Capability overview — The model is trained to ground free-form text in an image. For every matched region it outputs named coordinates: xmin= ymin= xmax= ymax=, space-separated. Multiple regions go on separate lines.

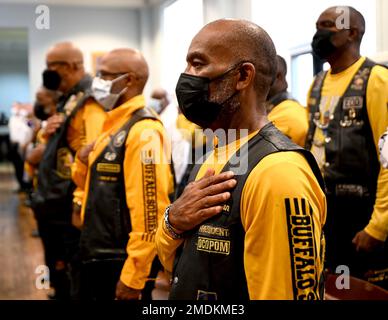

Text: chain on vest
xmin=79 ymin=108 xmax=158 ymax=262
xmin=305 ymin=58 xmax=383 ymax=198
xmin=169 ymin=123 xmax=325 ymax=300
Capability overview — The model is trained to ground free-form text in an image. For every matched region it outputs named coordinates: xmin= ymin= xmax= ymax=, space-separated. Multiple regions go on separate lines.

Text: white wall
xmin=139 ymin=5 xmax=163 ymax=97
xmin=376 ymin=0 xmax=388 ymax=62
xmin=252 ymin=0 xmax=377 ymax=58
xmin=251 ymin=0 xmax=377 ymax=103
xmin=0 ymin=4 xmax=141 ymax=101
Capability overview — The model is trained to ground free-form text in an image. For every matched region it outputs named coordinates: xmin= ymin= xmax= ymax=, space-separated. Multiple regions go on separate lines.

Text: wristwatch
xmin=163 ymin=205 xmax=184 ymax=240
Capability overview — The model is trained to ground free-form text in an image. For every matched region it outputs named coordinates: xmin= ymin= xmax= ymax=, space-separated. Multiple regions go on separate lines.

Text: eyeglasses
xmin=96 ymin=71 xmax=129 ymax=80
xmin=46 ymin=60 xmax=83 ymax=69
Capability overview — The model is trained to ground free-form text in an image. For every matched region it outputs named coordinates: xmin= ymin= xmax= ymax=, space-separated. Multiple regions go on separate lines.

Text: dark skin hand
xmin=77 ymin=142 xmax=95 ymax=165
xmin=168 ymin=168 xmax=237 ymax=233
xmin=42 ymin=114 xmax=64 ymax=139
xmin=352 ymin=230 xmax=384 ymax=252
xmin=71 ymin=203 xmax=82 ymax=230
xmin=115 ymin=280 xmax=142 ymax=300
xmin=25 ymin=143 xmax=46 ymax=166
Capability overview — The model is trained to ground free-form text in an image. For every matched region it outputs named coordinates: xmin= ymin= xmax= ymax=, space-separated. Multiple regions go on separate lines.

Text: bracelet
xmin=164 ymin=205 xmax=183 ymax=240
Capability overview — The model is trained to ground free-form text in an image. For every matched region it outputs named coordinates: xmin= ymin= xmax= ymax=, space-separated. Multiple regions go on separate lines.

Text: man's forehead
xmin=317 ymin=8 xmax=342 ymax=23
xmin=46 ymin=49 xmax=64 ymax=61
xmin=187 ymin=28 xmax=232 ymax=62
xmin=99 ymin=54 xmax=127 ymax=72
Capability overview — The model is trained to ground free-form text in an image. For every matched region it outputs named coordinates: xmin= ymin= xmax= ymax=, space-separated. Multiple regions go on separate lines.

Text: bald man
xmin=149 ymin=88 xmax=170 ymax=115
xmin=72 ymin=48 xmax=174 ymax=300
xmin=155 ymin=19 xmax=326 ymax=300
xmin=33 ymin=42 xmax=95 ymax=299
xmin=266 ymin=55 xmax=308 ymax=146
xmin=306 ymin=6 xmax=388 ymax=288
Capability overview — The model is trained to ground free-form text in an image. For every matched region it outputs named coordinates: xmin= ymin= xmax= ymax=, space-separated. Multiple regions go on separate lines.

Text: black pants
xmin=8 ymin=142 xmax=28 ymax=190
xmin=35 ymin=212 xmax=81 ymax=299
xmin=80 ymin=257 xmax=161 ymax=300
xmin=325 ymin=194 xmax=388 ymax=289
xmin=80 ymin=260 xmax=125 ymax=300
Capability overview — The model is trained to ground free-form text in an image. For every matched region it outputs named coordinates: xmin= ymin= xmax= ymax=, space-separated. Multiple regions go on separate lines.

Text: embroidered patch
xmin=96 ymin=163 xmax=121 ymax=173
xmin=142 ymin=158 xmax=158 ymax=233
xmin=104 ymin=151 xmax=117 ymax=161
xmin=198 ymin=225 xmax=230 ymax=237
xmin=285 ymin=198 xmax=320 ymax=300
xmin=56 ymin=147 xmax=73 ymax=179
xmin=114 ymin=130 xmax=127 ymax=147
xmin=343 ymin=96 xmax=363 ymax=110
xmin=197 ymin=236 xmax=230 ymax=255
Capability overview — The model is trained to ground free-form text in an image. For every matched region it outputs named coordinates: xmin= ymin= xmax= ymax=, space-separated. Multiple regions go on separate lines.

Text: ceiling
xmin=0 ymin=0 xmax=167 ymax=8
xmin=0 ymin=0 xmax=170 ymax=64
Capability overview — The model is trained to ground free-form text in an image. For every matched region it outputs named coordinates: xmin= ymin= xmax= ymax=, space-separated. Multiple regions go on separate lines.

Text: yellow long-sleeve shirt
xmin=68 ymin=98 xmax=107 ymax=204
xmin=268 ymin=99 xmax=308 ymax=147
xmin=155 ymin=129 xmax=326 ymax=299
xmin=308 ymin=56 xmax=388 ymax=241
xmin=67 ymin=98 xmax=106 ymax=152
xmin=72 ymin=95 xmax=174 ymax=290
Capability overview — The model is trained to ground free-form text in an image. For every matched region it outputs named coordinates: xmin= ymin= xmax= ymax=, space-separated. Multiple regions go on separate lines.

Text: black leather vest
xmin=80 ymin=108 xmax=158 ymax=262
xmin=34 ymin=77 xmax=91 ymax=219
xmin=169 ymin=123 xmax=325 ymax=300
xmin=305 ymin=59 xmax=384 ymax=197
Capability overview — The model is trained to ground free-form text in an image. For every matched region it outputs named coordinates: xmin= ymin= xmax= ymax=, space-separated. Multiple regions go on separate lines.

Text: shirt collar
xmin=103 ymin=94 xmax=145 ymax=130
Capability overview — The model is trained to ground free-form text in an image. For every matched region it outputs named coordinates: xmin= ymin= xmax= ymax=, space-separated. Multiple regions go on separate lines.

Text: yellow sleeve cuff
xmin=364 ymin=222 xmax=388 ymax=242
xmin=155 ymin=219 xmax=184 ymax=273
xmin=119 ymin=257 xmax=149 ymax=290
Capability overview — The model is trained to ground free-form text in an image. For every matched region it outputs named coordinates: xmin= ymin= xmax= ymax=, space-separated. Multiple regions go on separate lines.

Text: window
xmin=251 ymin=0 xmax=377 ymax=104
xmin=161 ymin=0 xmax=204 ymax=93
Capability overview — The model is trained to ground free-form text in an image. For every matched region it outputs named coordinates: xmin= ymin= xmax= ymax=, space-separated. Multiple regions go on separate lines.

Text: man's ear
xmin=236 ymin=63 xmax=255 ymax=90
xmin=126 ymin=72 xmax=136 ymax=86
xmin=348 ymin=28 xmax=359 ymax=43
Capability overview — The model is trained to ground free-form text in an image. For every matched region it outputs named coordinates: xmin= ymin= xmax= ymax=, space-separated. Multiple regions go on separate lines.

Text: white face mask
xmin=91 ymin=73 xmax=128 ymax=111
xmin=148 ymin=98 xmax=163 ymax=114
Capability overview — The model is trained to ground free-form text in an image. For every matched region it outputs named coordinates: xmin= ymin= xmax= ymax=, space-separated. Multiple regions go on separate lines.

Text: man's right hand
xmin=168 ymin=168 xmax=237 ymax=232
xmin=42 ymin=114 xmax=65 ymax=139
xmin=77 ymin=142 xmax=95 ymax=165
xmin=71 ymin=203 xmax=83 ymax=230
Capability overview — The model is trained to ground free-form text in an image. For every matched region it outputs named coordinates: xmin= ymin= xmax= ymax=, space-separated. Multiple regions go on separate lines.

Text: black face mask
xmin=42 ymin=69 xmax=61 ymax=91
xmin=175 ymin=64 xmax=241 ymax=128
xmin=311 ymin=29 xmax=338 ymax=60
xmin=33 ymin=102 xmax=52 ymax=121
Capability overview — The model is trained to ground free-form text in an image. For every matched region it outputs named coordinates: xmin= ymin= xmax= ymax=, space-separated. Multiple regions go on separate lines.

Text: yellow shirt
xmin=68 ymin=98 xmax=107 ymax=205
xmin=155 ymin=128 xmax=326 ymax=299
xmin=176 ymin=113 xmax=205 ymax=148
xmin=308 ymin=57 xmax=388 ymax=241
xmin=67 ymin=98 xmax=107 ymax=153
xmin=72 ymin=95 xmax=174 ymax=289
xmin=268 ymin=99 xmax=308 ymax=147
